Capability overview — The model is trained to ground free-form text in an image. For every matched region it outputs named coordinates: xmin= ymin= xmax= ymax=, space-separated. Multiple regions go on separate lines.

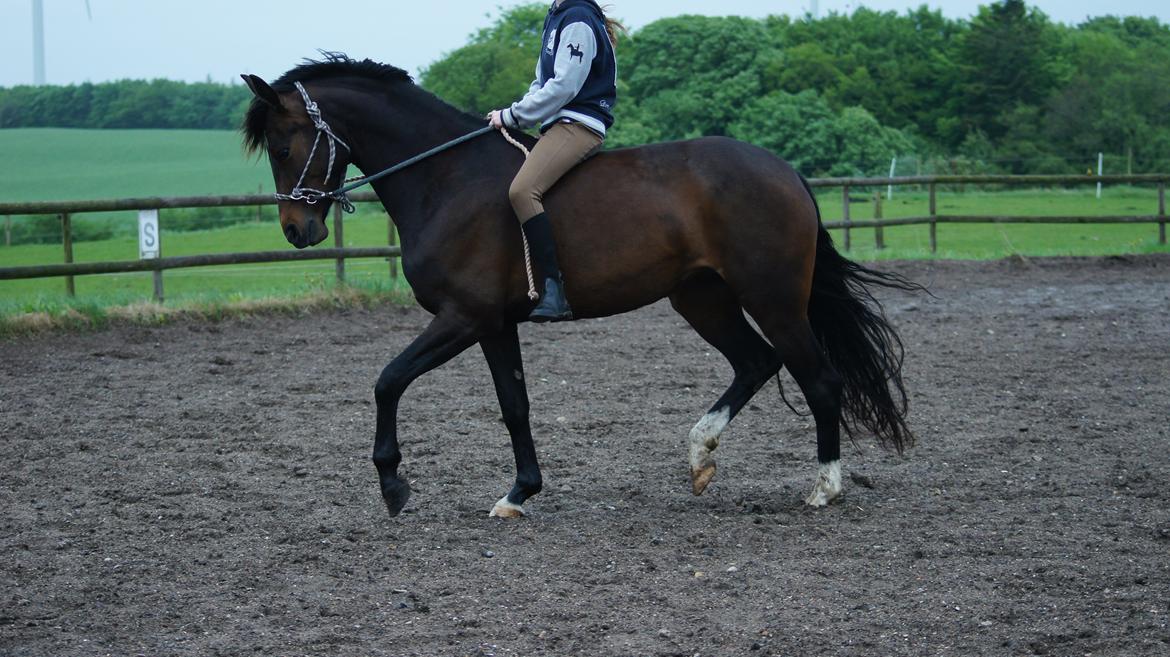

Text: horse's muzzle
xmin=283 ymin=216 xmax=328 ymax=249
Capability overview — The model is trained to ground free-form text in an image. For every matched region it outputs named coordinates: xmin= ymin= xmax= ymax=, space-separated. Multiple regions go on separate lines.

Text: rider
xmin=488 ymin=0 xmax=622 ymax=322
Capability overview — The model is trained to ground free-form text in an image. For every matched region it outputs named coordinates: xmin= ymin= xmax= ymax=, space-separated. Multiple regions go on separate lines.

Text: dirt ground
xmin=2 ymin=255 xmax=1169 ymax=657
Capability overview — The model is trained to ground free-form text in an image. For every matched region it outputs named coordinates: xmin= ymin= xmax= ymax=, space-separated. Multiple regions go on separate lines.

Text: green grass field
xmin=1 ymin=128 xmax=1167 ymax=323
xmin=0 ymin=128 xmax=408 ymax=318
xmin=0 ymin=128 xmax=271 ymax=201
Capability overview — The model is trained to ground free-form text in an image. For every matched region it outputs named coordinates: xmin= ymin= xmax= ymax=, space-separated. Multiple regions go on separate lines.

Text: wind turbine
xmin=32 ymin=0 xmax=92 ymax=86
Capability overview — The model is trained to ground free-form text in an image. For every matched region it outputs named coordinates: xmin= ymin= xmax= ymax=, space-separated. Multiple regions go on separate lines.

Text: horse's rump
xmin=542 ymin=136 xmax=820 ymax=319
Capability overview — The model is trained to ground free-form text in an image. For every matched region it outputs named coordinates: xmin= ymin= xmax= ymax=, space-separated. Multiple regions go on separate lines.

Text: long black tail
xmin=799 ymin=174 xmax=923 ymax=453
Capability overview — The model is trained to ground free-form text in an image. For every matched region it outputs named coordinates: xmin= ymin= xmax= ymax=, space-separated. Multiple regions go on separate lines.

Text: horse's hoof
xmin=381 ymin=479 xmax=412 ymax=517
xmin=804 ymin=461 xmax=842 ymax=507
xmin=691 ymin=459 xmax=717 ymax=496
xmin=489 ymin=496 xmax=526 ymax=519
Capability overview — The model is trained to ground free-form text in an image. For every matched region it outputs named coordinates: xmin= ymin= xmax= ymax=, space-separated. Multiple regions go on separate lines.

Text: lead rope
xmin=494 ymin=127 xmax=540 ymax=302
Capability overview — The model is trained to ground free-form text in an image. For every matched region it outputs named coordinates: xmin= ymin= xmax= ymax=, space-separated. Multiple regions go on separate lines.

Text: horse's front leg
xmin=480 ymin=322 xmax=542 ymax=518
xmin=374 ymin=312 xmax=481 ymax=517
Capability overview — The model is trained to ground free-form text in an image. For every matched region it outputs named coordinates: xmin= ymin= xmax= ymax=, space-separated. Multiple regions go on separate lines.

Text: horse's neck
xmin=336 ymin=89 xmax=515 ymax=242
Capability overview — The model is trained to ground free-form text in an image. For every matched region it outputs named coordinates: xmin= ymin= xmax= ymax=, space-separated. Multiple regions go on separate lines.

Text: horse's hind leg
xmin=744 ymin=301 xmax=845 ymax=506
xmin=669 ymin=272 xmax=781 ymax=496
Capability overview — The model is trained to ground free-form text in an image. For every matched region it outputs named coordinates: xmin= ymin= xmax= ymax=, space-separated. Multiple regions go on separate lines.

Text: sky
xmin=2 ymin=0 xmax=1169 ymax=88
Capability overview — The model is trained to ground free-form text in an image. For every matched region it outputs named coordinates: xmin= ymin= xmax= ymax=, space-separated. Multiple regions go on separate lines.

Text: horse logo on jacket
xmin=567 ymin=43 xmax=585 ymax=63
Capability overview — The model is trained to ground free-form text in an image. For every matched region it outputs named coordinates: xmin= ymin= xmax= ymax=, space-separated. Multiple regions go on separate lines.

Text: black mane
xmin=242 ymin=53 xmax=414 ymax=154
xmin=273 ymin=53 xmax=414 ymax=89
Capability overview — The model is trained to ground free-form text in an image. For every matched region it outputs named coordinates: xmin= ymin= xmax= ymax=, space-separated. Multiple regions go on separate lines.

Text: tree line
xmin=3 ymin=1 xmax=1169 ymax=176
xmin=422 ymin=1 xmax=1170 ymax=176
xmin=0 ymin=79 xmax=250 ymax=130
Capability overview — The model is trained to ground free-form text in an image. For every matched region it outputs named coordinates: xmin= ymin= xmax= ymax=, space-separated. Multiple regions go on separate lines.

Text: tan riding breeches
xmin=508 ymin=120 xmax=604 ymax=223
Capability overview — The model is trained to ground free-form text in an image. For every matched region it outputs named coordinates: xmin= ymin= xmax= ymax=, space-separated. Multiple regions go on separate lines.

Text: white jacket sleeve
xmin=523 ymin=59 xmax=541 ymax=98
xmin=505 ymin=22 xmax=597 ymax=129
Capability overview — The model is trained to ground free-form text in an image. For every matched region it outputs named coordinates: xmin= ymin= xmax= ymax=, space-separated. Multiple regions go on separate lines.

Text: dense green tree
xmin=833 ymin=107 xmax=917 ymax=176
xmin=728 ymin=91 xmax=914 ymax=176
xmin=418 ymin=3 xmax=548 ymax=115
xmin=727 ymin=90 xmax=835 ymax=173
xmin=951 ymin=0 xmax=1065 ymax=144
xmin=768 ymin=42 xmax=845 ymax=99
xmin=0 ymin=79 xmax=250 ymax=129
xmin=1046 ymin=24 xmax=1170 ymax=172
xmin=765 ymin=7 xmax=965 ymax=143
xmin=613 ymin=16 xmax=771 ymax=144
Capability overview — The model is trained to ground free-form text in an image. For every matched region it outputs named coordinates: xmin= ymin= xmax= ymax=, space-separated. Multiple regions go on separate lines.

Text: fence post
xmin=1159 ymin=183 xmax=1166 ymax=246
xmin=1097 ymin=152 xmax=1104 ymax=200
xmin=138 ymin=209 xmax=163 ymax=302
xmin=873 ymin=192 xmax=885 ymax=250
xmin=61 ymin=213 xmax=75 ymax=297
xmin=841 ymin=185 xmax=851 ymax=251
xmin=333 ymin=203 xmax=345 ymax=284
xmin=388 ymin=217 xmax=399 ymax=281
xmin=152 ymin=266 xmax=165 ymax=303
xmin=929 ymin=182 xmax=938 ymax=254
xmin=4 ymin=216 xmax=10 ymax=247
xmin=887 ymin=157 xmax=897 ymax=201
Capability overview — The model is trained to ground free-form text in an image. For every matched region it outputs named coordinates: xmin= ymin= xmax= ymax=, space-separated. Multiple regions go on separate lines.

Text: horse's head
xmin=242 ymin=74 xmax=350 ymax=249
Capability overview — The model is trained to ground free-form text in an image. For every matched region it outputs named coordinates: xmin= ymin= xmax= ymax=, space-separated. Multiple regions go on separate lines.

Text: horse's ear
xmin=241 ymin=74 xmax=284 ymax=111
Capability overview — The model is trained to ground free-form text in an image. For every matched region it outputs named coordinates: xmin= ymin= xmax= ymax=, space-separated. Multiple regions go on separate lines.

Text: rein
xmin=333 ymin=125 xmax=496 ymax=209
xmin=277 ymin=84 xmax=539 ymax=300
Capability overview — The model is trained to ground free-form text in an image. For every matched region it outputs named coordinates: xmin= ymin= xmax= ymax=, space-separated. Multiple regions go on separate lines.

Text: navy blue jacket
xmin=505 ymin=0 xmax=617 ymax=135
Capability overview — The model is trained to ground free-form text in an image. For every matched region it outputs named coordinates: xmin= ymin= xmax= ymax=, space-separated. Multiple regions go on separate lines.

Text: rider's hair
xmin=600 ymin=5 xmax=628 ymax=48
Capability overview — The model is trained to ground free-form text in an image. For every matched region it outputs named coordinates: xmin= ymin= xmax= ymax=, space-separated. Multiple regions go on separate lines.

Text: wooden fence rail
xmin=824 ymin=215 xmax=1166 ymax=229
xmin=0 ymin=174 xmax=1167 ymax=301
xmin=0 ymin=191 xmax=379 ymax=215
xmin=804 ymin=173 xmax=1170 ymax=188
xmin=0 ymin=191 xmax=389 ymax=301
xmin=0 ymin=247 xmax=400 ymax=281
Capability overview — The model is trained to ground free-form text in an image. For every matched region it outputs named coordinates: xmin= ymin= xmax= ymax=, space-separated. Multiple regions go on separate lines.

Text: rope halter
xmin=273 ymin=82 xmax=356 ymax=213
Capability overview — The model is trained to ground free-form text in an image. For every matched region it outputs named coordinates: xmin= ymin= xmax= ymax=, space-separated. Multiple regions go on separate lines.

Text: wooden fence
xmin=0 ymin=190 xmax=385 ymax=301
xmin=807 ymin=173 xmax=1169 ymax=252
xmin=1 ymin=175 xmax=1167 ymax=301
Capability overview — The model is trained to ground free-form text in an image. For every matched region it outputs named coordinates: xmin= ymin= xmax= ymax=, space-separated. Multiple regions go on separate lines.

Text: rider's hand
xmin=487 ymin=109 xmax=505 ymax=129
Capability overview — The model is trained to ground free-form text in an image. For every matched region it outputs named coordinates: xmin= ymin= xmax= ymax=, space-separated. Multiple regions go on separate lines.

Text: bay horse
xmin=241 ymin=56 xmax=918 ymax=519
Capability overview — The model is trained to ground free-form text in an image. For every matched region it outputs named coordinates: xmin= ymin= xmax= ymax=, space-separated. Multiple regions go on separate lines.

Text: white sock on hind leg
xmin=805 ymin=460 xmax=842 ymax=507
xmin=688 ymin=407 xmax=730 ymax=471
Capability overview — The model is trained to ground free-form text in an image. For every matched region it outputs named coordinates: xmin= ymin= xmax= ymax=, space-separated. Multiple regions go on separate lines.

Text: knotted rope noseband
xmin=273 ymin=82 xmax=354 ymax=212
xmin=275 ymin=83 xmax=539 ymax=301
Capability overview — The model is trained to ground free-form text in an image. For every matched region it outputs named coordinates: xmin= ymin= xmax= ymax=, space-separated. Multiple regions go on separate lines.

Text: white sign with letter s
xmin=138 ymin=209 xmax=160 ymax=259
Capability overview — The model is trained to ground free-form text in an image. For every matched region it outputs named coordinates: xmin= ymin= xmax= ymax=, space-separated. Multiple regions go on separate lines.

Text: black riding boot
xmin=522 ymin=213 xmax=573 ymax=322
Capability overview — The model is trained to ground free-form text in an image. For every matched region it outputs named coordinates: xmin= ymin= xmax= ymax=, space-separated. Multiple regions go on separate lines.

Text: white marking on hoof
xmin=489 ymin=496 xmax=526 ymax=519
xmin=689 ymin=407 xmax=730 ymax=495
xmin=805 ymin=461 xmax=843 ymax=507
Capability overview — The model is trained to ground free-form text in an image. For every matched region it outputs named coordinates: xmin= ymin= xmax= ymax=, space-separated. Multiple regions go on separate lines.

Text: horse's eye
xmin=275 ymin=147 xmax=291 ymax=161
